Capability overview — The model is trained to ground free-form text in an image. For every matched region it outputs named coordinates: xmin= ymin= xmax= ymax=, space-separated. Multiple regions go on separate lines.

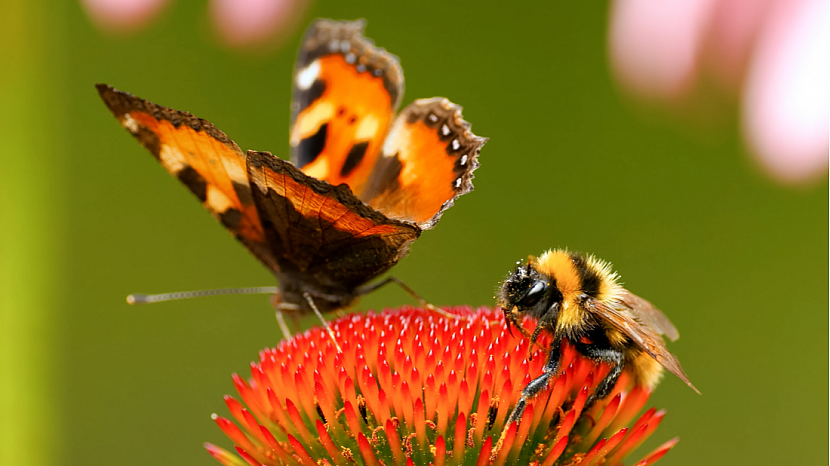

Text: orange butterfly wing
xmin=98 ymin=19 xmax=486 ymax=313
xmin=246 ymin=150 xmax=420 ymax=311
xmin=290 ymin=19 xmax=403 ymax=193
xmin=361 ymin=98 xmax=486 ymax=229
xmin=96 ymin=84 xmax=278 ymax=272
xmin=289 ymin=21 xmax=486 ymax=230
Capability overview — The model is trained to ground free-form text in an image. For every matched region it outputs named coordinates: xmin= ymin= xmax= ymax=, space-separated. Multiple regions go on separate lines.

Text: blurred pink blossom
xmin=82 ymin=0 xmax=169 ymax=33
xmin=609 ymin=0 xmax=828 ymax=185
xmin=209 ymin=0 xmax=298 ymax=48
xmin=82 ymin=0 xmax=308 ymax=49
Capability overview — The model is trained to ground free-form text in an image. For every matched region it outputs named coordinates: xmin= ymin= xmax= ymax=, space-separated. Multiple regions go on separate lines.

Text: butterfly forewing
xmin=290 ymin=19 xmax=404 ymax=193
xmin=96 ymin=84 xmax=278 ymax=272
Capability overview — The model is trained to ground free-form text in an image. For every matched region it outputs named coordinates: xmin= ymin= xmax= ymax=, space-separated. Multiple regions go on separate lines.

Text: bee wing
xmin=591 ymin=299 xmax=701 ymax=394
xmin=619 ymin=290 xmax=680 ymax=341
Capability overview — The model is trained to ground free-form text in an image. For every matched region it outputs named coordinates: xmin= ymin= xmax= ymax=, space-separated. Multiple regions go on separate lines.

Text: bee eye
xmin=517 ymin=281 xmax=547 ymax=307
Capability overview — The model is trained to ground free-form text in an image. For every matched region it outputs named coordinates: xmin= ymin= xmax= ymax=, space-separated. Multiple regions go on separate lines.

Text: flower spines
xmin=208 ymin=307 xmax=677 ymax=465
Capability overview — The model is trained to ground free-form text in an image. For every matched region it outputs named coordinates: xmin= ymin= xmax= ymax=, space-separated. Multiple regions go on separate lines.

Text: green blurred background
xmin=1 ymin=1 xmax=827 ymax=465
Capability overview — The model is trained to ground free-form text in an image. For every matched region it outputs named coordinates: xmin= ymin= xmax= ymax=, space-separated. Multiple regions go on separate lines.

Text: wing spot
xmin=428 ymin=113 xmax=438 ymax=123
xmin=296 ymin=123 xmax=328 ymax=168
xmin=339 ymin=40 xmax=351 ymax=53
xmin=232 ymin=181 xmax=254 ymax=206
xmin=460 ymin=154 xmax=468 ymax=166
xmin=296 ymin=59 xmax=321 ymax=90
xmin=123 ymin=114 xmax=139 ymax=133
xmin=176 ymin=166 xmax=208 ymax=203
xmin=455 ymin=178 xmax=462 ymax=188
xmin=340 ymin=141 xmax=369 ymax=178
xmin=219 ymin=208 xmax=242 ymax=230
xmin=345 ymin=53 xmax=356 ymax=64
xmin=452 ymin=139 xmax=460 ymax=151
xmin=442 ymin=124 xmax=451 ymax=136
xmin=373 ymin=69 xmax=382 ymax=77
xmin=299 ymin=79 xmax=326 ymax=108
xmin=348 ymin=115 xmax=357 ymax=125
xmin=356 ymin=64 xmax=366 ymax=73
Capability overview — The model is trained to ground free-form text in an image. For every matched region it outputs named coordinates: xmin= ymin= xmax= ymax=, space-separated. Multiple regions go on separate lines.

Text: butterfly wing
xmin=96 ymin=84 xmax=279 ymax=272
xmin=290 ymin=19 xmax=403 ymax=194
xmin=246 ymin=150 xmax=420 ymax=301
xmin=290 ymin=20 xmax=486 ymax=230
xmin=360 ymin=98 xmax=487 ymax=229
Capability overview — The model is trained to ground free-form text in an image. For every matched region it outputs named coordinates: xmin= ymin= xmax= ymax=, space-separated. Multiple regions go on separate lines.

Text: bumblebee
xmin=498 ymin=249 xmax=699 ymax=424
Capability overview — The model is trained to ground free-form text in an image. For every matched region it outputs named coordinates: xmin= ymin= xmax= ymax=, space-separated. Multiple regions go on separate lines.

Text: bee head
xmin=498 ymin=261 xmax=561 ymax=326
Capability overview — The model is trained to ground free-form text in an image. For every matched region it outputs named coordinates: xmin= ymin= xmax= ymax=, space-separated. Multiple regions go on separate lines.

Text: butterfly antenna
xmin=126 ymin=287 xmax=280 ymax=305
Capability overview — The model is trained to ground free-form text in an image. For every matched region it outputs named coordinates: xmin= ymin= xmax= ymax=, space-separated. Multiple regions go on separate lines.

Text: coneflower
xmin=206 ymin=306 xmax=678 ymax=465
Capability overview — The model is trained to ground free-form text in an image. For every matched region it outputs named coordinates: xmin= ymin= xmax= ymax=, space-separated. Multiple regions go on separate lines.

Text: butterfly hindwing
xmin=245 ymin=150 xmax=419 ymax=308
xmin=360 ymin=98 xmax=487 ymax=229
xmin=290 ymin=19 xmax=404 ymax=193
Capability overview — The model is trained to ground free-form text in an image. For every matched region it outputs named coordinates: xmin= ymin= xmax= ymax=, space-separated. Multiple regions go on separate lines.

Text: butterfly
xmin=97 ymin=19 xmax=486 ymax=328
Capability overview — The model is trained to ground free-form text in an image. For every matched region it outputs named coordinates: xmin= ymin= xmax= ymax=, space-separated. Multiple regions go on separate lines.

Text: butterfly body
xmin=98 ymin=19 xmax=486 ymax=315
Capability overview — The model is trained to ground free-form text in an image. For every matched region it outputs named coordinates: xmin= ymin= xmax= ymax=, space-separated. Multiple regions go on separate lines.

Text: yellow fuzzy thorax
xmin=534 ymin=249 xmax=624 ymax=333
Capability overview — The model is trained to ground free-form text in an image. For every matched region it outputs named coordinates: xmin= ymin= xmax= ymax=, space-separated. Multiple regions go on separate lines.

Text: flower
xmin=205 ymin=306 xmax=679 ymax=465
xmin=205 ymin=307 xmax=677 ymax=466
xmin=81 ymin=0 xmax=169 ymax=33
xmin=609 ymin=0 xmax=828 ymax=185
xmin=81 ymin=0 xmax=309 ymax=49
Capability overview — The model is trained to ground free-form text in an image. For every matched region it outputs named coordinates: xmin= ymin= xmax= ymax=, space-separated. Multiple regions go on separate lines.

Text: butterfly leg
xmin=274 ymin=309 xmax=292 ymax=340
xmin=355 ymin=276 xmax=467 ymax=321
xmin=272 ymin=293 xmax=302 ymax=340
xmin=302 ymin=292 xmax=343 ymax=353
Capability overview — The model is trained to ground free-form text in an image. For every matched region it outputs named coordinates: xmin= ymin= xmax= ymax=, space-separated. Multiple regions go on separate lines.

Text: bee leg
xmin=507 ymin=338 xmax=562 ymax=425
xmin=526 ymin=306 xmax=558 ymax=360
xmin=574 ymin=341 xmax=624 ymax=410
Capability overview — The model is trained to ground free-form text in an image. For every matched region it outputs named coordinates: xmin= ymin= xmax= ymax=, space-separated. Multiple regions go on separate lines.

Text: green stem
xmin=0 ymin=1 xmax=65 ymax=465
